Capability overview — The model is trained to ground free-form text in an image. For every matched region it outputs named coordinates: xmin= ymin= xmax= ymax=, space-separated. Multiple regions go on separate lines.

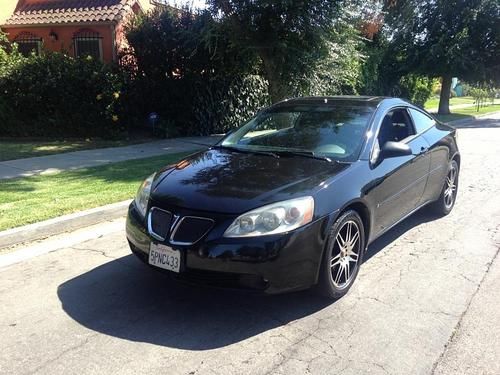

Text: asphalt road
xmin=1 ymin=114 xmax=499 ymax=375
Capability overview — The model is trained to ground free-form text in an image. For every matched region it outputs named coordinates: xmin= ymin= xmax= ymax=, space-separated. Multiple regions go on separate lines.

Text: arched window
xmin=73 ymin=29 xmax=102 ymax=61
xmin=14 ymin=32 xmax=42 ymax=57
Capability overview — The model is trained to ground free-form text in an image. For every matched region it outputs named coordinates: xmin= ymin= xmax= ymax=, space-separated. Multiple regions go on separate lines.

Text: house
xmin=0 ymin=0 xmax=155 ymax=63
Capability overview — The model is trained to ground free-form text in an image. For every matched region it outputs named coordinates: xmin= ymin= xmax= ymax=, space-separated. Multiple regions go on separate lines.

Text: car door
xmin=408 ymin=108 xmax=450 ymax=204
xmin=366 ymin=107 xmax=431 ymax=236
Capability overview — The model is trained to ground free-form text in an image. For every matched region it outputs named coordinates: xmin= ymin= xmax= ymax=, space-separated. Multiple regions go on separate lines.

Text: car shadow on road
xmin=57 ymin=207 xmax=440 ymax=350
xmin=57 ymin=255 xmax=332 ymax=350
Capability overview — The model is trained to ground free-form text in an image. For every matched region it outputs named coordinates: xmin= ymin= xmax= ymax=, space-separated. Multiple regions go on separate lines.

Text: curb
xmin=0 ymin=200 xmax=131 ymax=250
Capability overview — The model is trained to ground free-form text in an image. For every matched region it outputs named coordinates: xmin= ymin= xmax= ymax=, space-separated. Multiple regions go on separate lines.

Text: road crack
xmin=69 ymin=246 xmax=117 ymax=260
xmin=28 ymin=332 xmax=99 ymax=374
xmin=430 ymin=225 xmax=500 ymax=374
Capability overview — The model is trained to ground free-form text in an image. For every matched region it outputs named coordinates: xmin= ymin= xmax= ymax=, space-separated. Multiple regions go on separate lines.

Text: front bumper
xmin=126 ymin=203 xmax=331 ymax=294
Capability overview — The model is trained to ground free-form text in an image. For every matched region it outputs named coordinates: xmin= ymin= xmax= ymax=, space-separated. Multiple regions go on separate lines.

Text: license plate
xmin=149 ymin=243 xmax=181 ymax=273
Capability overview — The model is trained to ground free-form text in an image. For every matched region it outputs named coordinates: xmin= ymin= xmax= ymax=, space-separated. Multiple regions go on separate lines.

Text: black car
xmin=126 ymin=96 xmax=460 ymax=298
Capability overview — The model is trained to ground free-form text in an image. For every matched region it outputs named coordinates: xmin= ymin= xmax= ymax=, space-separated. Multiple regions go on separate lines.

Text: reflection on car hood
xmin=151 ymin=149 xmax=349 ymax=214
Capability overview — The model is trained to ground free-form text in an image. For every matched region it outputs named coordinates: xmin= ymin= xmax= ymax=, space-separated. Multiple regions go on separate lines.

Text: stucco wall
xmin=2 ymin=24 xmax=116 ymax=62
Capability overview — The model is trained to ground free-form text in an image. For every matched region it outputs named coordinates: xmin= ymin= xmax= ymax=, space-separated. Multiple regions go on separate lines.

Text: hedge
xmin=0 ymin=42 xmax=125 ymax=138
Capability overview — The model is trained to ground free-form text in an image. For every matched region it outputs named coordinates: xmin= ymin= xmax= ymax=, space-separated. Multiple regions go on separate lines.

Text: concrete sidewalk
xmin=0 ymin=136 xmax=221 ymax=180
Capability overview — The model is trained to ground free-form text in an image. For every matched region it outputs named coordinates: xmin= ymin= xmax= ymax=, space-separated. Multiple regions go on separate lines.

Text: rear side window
xmin=409 ymin=109 xmax=436 ymax=133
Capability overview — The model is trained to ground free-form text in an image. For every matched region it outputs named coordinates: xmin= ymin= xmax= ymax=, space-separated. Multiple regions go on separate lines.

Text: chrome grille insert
xmin=170 ymin=216 xmax=215 ymax=245
xmin=147 ymin=207 xmax=173 ymax=242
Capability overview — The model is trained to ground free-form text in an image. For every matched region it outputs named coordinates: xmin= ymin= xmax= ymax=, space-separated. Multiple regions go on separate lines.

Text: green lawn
xmin=424 ymin=96 xmax=475 ymax=110
xmin=0 ymin=138 xmax=153 ymax=162
xmin=0 ymin=151 xmax=194 ymax=231
xmin=434 ymin=104 xmax=500 ymax=123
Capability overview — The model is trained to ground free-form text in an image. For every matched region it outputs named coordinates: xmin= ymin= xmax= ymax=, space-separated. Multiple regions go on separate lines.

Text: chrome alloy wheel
xmin=330 ymin=220 xmax=361 ymax=289
xmin=444 ymin=165 xmax=458 ymax=208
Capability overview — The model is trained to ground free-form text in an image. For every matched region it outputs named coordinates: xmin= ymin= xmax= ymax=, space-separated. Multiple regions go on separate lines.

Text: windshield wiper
xmin=274 ymin=150 xmax=333 ymax=163
xmin=211 ymin=145 xmax=280 ymax=158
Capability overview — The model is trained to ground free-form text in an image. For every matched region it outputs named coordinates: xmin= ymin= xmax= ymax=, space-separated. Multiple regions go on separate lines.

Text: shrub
xmin=432 ymin=81 xmax=442 ymax=95
xmin=0 ymin=42 xmax=125 ymax=138
xmin=487 ymin=88 xmax=497 ymax=104
xmin=0 ymin=32 xmax=23 ymax=79
xmin=397 ymin=74 xmax=435 ymax=107
xmin=469 ymin=87 xmax=489 ymax=111
xmin=122 ymin=7 xmax=269 ymax=136
xmin=192 ymin=74 xmax=269 ymax=135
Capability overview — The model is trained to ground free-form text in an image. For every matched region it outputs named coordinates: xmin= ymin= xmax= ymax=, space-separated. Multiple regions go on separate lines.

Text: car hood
xmin=151 ymin=149 xmax=349 ymax=214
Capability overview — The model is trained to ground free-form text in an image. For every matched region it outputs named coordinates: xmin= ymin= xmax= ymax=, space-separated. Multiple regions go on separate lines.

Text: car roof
xmin=271 ymin=96 xmax=407 ymax=109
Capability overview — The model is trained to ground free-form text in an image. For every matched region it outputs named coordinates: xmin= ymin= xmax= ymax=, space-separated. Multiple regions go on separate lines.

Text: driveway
xmin=1 ymin=116 xmax=499 ymax=375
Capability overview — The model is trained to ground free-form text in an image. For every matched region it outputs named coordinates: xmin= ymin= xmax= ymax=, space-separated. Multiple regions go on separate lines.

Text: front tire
xmin=430 ymin=160 xmax=459 ymax=216
xmin=316 ymin=210 xmax=365 ymax=299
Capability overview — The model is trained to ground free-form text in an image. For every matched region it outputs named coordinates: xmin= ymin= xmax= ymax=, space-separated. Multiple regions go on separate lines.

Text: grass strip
xmin=434 ymin=104 xmax=500 ymax=123
xmin=0 ymin=151 xmax=195 ymax=231
xmin=424 ymin=96 xmax=475 ymax=110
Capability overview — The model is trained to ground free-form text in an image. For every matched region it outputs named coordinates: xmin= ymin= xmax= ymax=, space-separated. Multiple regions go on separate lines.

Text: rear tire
xmin=429 ymin=160 xmax=459 ymax=216
xmin=316 ymin=210 xmax=365 ymax=299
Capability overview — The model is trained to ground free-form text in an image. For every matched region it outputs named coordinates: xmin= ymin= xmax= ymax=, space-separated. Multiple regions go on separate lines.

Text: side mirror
xmin=380 ymin=141 xmax=412 ymax=159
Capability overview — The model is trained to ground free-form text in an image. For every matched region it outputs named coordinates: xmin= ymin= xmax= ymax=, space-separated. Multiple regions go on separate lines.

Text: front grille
xmin=148 ymin=208 xmax=173 ymax=241
xmin=171 ymin=216 xmax=214 ymax=245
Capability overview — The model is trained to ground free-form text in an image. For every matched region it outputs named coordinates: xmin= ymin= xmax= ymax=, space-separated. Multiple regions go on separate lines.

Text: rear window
xmin=409 ymin=109 xmax=436 ymax=133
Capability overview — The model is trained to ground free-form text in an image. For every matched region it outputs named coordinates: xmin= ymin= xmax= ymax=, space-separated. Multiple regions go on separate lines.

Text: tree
xmin=383 ymin=0 xmax=500 ymax=114
xmin=123 ymin=7 xmax=269 ymax=135
xmin=205 ymin=0 xmax=352 ymax=102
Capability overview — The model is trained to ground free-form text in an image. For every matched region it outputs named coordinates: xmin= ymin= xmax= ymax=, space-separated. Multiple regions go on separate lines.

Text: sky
xmin=165 ymin=0 xmax=208 ymax=9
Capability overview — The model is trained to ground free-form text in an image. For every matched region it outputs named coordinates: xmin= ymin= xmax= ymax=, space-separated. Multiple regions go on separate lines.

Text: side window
xmin=14 ymin=32 xmax=42 ymax=57
xmin=409 ymin=109 xmax=436 ymax=133
xmin=377 ymin=108 xmax=415 ymax=146
xmin=73 ymin=29 xmax=103 ymax=61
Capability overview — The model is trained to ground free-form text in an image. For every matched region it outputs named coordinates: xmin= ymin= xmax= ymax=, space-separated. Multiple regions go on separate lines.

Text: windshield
xmin=221 ymin=105 xmax=374 ymax=162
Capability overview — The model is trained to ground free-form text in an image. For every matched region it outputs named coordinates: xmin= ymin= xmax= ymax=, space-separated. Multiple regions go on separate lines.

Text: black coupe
xmin=126 ymin=96 xmax=460 ymax=298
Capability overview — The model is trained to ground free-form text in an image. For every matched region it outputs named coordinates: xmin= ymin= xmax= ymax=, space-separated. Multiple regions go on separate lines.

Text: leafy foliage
xmin=358 ymin=34 xmax=435 ymax=107
xmin=303 ymin=19 xmax=363 ymax=96
xmin=0 ymin=32 xmax=23 ymax=79
xmin=3 ymin=1 xmax=497 ymax=140
xmin=382 ymin=0 xmax=500 ymax=113
xmin=359 ymin=33 xmax=404 ymax=96
xmin=397 ymin=75 xmax=436 ymax=108
xmin=468 ymin=86 xmax=496 ymax=111
xmin=0 ymin=38 xmax=125 ymax=138
xmin=205 ymin=0 xmax=361 ymax=102
xmin=123 ymin=7 xmax=269 ymax=135
xmin=191 ymin=74 xmax=269 ymax=134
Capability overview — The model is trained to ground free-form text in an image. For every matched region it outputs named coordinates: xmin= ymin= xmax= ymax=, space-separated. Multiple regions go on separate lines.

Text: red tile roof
xmin=3 ymin=0 xmax=139 ymax=26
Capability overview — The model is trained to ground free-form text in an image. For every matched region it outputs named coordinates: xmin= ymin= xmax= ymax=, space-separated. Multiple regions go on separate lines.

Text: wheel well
xmin=343 ymin=202 xmax=370 ymax=246
xmin=452 ymin=153 xmax=461 ymax=168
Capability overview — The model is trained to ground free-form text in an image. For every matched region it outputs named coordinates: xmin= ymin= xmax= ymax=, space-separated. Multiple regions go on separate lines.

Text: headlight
xmin=134 ymin=173 xmax=155 ymax=217
xmin=223 ymin=197 xmax=314 ymax=238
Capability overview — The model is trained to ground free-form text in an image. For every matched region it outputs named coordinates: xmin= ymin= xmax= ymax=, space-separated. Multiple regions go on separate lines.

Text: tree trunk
xmin=267 ymin=77 xmax=287 ymax=104
xmin=438 ymin=75 xmax=453 ymax=115
xmin=259 ymin=49 xmax=288 ymax=103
